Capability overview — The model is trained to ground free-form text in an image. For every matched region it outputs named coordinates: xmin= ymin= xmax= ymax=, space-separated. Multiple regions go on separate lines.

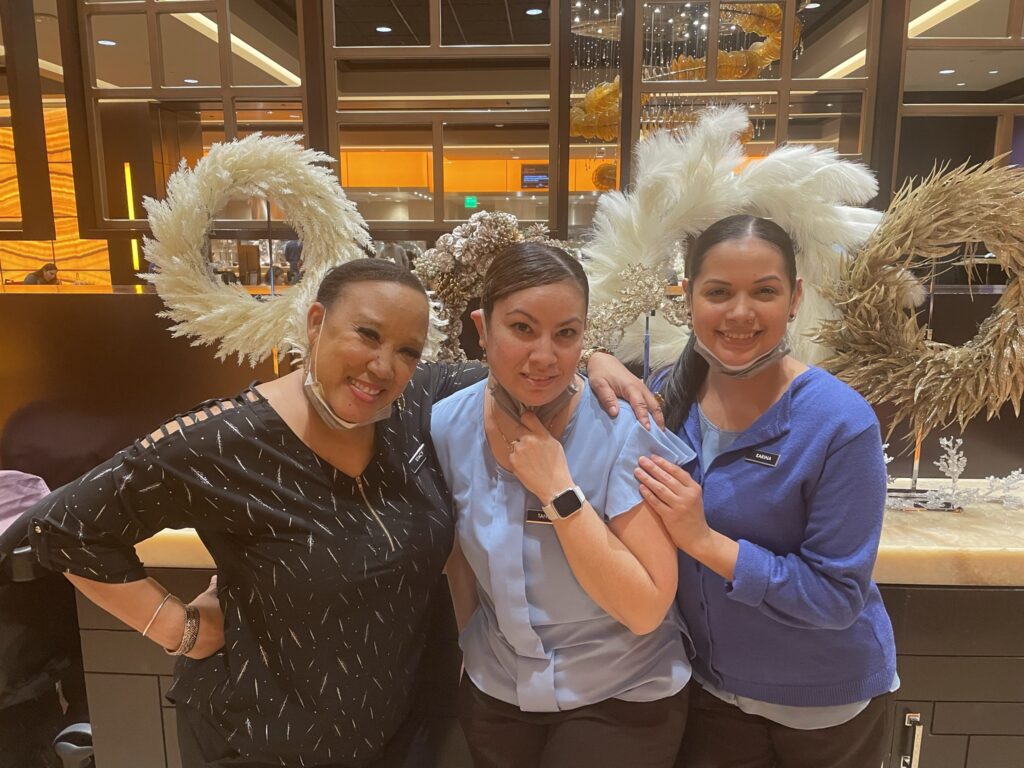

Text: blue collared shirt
xmin=431 ymin=380 xmax=696 ymax=712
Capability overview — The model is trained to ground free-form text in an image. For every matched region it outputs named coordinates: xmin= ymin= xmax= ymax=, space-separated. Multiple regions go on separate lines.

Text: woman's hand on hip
xmin=186 ymin=575 xmax=225 ymax=660
xmin=508 ymin=412 xmax=575 ymax=503
xmin=635 ymin=456 xmax=712 ymax=554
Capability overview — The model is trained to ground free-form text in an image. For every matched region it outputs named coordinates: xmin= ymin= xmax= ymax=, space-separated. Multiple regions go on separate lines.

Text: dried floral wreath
xmin=142 ymin=133 xmax=373 ymax=366
xmin=815 ymin=158 xmax=1024 ymax=439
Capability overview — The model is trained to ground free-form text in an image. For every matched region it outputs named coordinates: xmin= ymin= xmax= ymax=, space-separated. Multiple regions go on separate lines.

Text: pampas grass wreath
xmin=583 ymin=106 xmax=883 ymax=370
xmin=142 ymin=133 xmax=371 ymax=366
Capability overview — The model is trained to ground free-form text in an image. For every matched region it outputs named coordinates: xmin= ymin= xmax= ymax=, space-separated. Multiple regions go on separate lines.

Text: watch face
xmin=552 ymin=488 xmax=583 ymax=518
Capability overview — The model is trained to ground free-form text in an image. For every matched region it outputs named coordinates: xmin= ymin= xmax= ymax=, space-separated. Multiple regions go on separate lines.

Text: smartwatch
xmin=542 ymin=486 xmax=586 ymax=522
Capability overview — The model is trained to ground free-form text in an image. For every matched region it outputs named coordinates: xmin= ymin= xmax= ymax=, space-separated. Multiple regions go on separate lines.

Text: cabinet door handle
xmin=901 ymin=712 xmax=923 ymax=768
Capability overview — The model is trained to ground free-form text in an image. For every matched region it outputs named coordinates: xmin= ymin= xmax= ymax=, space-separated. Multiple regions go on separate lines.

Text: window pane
xmin=717 ymin=2 xmax=785 ymax=81
xmin=339 ymin=124 xmax=433 ymax=221
xmin=159 ymin=12 xmax=221 ymax=87
xmin=334 ymin=0 xmax=430 ymax=47
xmin=793 ymin=0 xmax=869 ymax=80
xmin=788 ymin=91 xmax=862 ymax=154
xmin=640 ymin=92 xmax=778 ymax=149
xmin=642 ymin=2 xmax=711 ymax=83
xmin=337 ymin=60 xmax=550 ymax=110
xmin=91 ymin=14 xmax=151 ymax=87
xmin=570 ymin=0 xmax=623 ymax=233
xmin=97 ymin=100 xmax=223 ymax=219
xmin=904 ymin=49 xmax=1024 ymax=101
xmin=442 ymin=0 xmax=550 ymax=46
xmin=228 ymin=0 xmax=301 ymax=86
xmin=896 ymin=116 xmax=997 ymax=190
xmin=908 ymin=0 xmax=1012 ymax=38
xmin=443 ymin=123 xmax=549 ymax=222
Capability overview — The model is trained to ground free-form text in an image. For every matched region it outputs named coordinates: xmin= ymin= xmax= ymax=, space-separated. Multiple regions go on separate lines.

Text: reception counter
xmin=135 ymin=487 xmax=1024 ymax=588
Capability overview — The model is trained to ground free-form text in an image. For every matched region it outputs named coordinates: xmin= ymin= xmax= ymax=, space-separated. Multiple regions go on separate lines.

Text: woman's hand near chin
xmin=507 ymin=411 xmax=575 ymax=503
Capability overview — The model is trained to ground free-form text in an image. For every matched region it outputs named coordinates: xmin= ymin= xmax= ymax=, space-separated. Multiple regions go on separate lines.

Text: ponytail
xmin=661 ymin=334 xmax=709 ymax=433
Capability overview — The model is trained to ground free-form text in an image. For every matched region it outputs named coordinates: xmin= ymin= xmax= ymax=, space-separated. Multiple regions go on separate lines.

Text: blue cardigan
xmin=666 ymin=366 xmax=896 ymax=707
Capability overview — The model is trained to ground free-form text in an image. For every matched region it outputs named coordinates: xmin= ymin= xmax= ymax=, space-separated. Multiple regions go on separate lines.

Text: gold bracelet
xmin=578 ymin=346 xmax=611 ymax=373
xmin=141 ymin=592 xmax=173 ymax=638
xmin=165 ymin=603 xmax=200 ymax=656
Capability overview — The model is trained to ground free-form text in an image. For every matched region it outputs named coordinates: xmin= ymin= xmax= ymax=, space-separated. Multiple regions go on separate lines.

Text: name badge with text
xmin=744 ymin=449 xmax=780 ymax=468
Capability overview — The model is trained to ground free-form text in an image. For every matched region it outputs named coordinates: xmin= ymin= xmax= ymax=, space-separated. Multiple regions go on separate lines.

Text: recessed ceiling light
xmin=827 ymin=103 xmax=833 ymax=107
xmin=575 ymin=1 xmax=581 ymax=6
xmin=654 ymin=7 xmax=661 ymax=12
xmin=290 ymin=114 xmax=300 ymax=118
xmin=495 ymin=124 xmax=504 ymax=127
xmin=956 ymin=82 xmax=966 ymax=86
xmin=804 ymin=2 xmax=821 ymax=8
xmin=97 ymin=39 xmax=117 ymax=47
xmin=376 ymin=25 xmax=392 ymax=32
xmin=989 ymin=69 xmax=999 ymax=74
xmin=574 ymin=15 xmax=581 ymax=22
xmin=593 ymin=7 xmax=600 ymax=14
xmin=525 ymin=8 xmax=543 ymax=16
xmin=597 ymin=27 xmax=603 ymax=33
xmin=183 ymin=78 xmax=199 ymax=84
xmin=939 ymin=68 xmax=955 ymax=74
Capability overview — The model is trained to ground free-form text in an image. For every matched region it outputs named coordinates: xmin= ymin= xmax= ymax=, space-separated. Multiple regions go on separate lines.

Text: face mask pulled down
xmin=303 ymin=317 xmax=393 ymax=431
xmin=692 ymin=333 xmax=792 ymax=380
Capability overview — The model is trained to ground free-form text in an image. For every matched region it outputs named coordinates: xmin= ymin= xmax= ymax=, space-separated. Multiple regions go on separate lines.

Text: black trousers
xmin=175 ymin=703 xmax=431 ymax=768
xmin=457 ymin=676 xmax=690 ymax=768
xmin=677 ymin=683 xmax=892 ymax=768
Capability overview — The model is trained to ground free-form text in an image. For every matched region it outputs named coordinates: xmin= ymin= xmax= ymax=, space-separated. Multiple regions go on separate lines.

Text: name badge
xmin=408 ymin=443 xmax=427 ymax=474
xmin=744 ymin=449 xmax=780 ymax=468
xmin=526 ymin=508 xmax=552 ymax=525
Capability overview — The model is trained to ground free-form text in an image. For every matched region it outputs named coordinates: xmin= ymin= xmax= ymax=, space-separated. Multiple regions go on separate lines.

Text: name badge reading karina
xmin=526 ymin=508 xmax=553 ymax=525
xmin=744 ymin=449 xmax=780 ymax=468
xmin=408 ymin=443 xmax=427 ymax=474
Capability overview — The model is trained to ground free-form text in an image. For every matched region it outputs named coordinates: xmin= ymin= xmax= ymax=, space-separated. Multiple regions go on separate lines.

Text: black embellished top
xmin=29 ymin=362 xmax=485 ymax=767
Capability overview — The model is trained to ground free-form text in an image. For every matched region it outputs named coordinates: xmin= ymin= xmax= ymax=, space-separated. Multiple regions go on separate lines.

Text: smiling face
xmin=686 ymin=235 xmax=802 ymax=369
xmin=306 ymin=280 xmax=428 ymax=423
xmin=474 ymin=280 xmax=586 ymax=407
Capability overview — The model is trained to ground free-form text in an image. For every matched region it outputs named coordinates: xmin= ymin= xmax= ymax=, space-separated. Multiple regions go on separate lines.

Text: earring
xmin=788 ymin=314 xmax=796 ymax=322
xmin=480 ymin=347 xmax=487 ymax=363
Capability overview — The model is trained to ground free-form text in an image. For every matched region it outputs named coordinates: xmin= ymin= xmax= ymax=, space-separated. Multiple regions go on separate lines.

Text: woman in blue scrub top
xmin=637 ymin=214 xmax=898 ymax=768
xmin=432 ymin=242 xmax=695 ymax=768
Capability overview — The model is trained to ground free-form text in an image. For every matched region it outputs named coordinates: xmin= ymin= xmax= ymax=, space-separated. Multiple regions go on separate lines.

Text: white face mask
xmin=302 ymin=315 xmax=393 ymax=431
xmin=692 ymin=333 xmax=792 ymax=379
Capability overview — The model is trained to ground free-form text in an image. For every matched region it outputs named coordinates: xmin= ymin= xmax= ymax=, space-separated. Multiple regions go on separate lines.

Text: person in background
xmin=637 ymin=214 xmax=897 ymax=768
xmin=24 ymin=263 xmax=60 ymax=285
xmin=435 ymin=242 xmax=695 ymax=768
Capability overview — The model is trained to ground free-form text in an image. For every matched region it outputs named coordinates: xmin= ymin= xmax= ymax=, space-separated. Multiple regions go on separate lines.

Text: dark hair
xmin=661 ymin=214 xmax=798 ymax=431
xmin=41 ymin=263 xmax=57 ymax=271
xmin=481 ymin=242 xmax=589 ymax=320
xmin=315 ymin=257 xmax=426 ymax=309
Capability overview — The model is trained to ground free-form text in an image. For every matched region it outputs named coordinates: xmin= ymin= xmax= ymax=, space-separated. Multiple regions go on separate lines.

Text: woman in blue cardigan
xmin=638 ymin=214 xmax=897 ymax=768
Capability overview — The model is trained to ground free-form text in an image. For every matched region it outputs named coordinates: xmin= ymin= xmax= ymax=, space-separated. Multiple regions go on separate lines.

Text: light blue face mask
xmin=302 ymin=316 xmax=393 ymax=431
xmin=693 ymin=333 xmax=792 ymax=379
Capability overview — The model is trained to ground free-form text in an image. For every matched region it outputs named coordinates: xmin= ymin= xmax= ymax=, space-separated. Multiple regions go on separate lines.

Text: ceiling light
xmin=827 ymin=102 xmax=833 ymax=107
xmin=512 ymin=155 xmax=520 ymax=159
xmin=495 ymin=123 xmax=504 ymax=127
xmin=574 ymin=15 xmax=580 ymax=21
xmin=804 ymin=2 xmax=821 ymax=8
xmin=654 ymin=7 xmax=661 ymax=12
xmin=593 ymin=7 xmax=600 ymax=14
xmin=956 ymin=81 xmax=966 ymax=86
xmin=576 ymin=1 xmax=582 ymax=6
xmin=701 ymin=23 xmax=707 ymax=29
xmin=183 ymin=78 xmax=199 ymax=84
xmin=525 ymin=8 xmax=543 ymax=16
xmin=597 ymin=27 xmax=603 ymax=32
xmin=939 ymin=68 xmax=955 ymax=74
xmin=376 ymin=25 xmax=392 ymax=32
xmin=97 ymin=39 xmax=117 ymax=47
xmin=989 ymin=69 xmax=999 ymax=74
xmin=290 ymin=114 xmax=300 ymax=118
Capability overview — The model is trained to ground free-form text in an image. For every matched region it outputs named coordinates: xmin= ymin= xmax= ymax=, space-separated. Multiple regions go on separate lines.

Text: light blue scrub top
xmin=431 ymin=380 xmax=696 ymax=712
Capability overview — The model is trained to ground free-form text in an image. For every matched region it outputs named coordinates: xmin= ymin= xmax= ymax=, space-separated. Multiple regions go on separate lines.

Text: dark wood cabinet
xmin=881 ymin=586 xmax=1024 ymax=768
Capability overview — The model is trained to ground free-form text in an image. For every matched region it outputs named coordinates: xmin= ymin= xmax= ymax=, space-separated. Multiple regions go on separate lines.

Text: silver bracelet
xmin=142 ymin=593 xmax=173 ymax=638
xmin=165 ymin=603 xmax=200 ymax=656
